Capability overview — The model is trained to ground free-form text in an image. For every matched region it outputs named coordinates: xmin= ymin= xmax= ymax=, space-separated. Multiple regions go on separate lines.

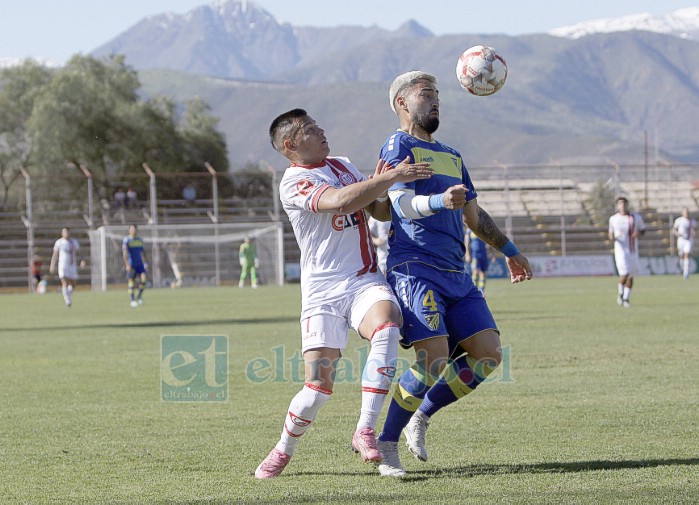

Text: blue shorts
xmin=387 ymin=262 xmax=498 ymax=354
xmin=471 ymin=254 xmax=489 ymax=273
xmin=127 ymin=264 xmax=147 ymax=278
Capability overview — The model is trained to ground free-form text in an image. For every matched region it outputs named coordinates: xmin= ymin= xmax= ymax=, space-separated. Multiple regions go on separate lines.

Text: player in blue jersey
xmin=466 ymin=228 xmax=490 ymax=293
xmin=375 ymin=71 xmax=533 ymax=477
xmin=122 ymin=224 xmax=148 ymax=307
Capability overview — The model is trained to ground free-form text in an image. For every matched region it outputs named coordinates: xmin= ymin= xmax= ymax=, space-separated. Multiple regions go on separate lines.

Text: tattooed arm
xmin=463 ymin=199 xmax=533 ymax=284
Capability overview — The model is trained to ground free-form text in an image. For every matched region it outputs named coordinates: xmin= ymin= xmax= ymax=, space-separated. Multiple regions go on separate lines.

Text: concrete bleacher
xmin=3 ymin=173 xmax=698 ymax=289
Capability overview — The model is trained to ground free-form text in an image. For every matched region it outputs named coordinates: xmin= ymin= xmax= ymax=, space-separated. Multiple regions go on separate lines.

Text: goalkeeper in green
xmin=238 ymin=237 xmax=258 ymax=288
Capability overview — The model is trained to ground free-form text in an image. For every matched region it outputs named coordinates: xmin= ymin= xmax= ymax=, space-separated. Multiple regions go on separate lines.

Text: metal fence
xmin=4 ymin=162 xmax=699 ymax=291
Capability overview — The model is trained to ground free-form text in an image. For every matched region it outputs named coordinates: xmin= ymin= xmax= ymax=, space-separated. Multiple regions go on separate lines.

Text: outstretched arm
xmin=316 ymin=157 xmax=432 ymax=215
xmin=463 ymin=199 xmax=533 ymax=284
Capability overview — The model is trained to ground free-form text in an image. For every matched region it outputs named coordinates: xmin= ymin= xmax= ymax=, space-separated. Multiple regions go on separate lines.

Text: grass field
xmin=1 ymin=276 xmax=697 ymax=503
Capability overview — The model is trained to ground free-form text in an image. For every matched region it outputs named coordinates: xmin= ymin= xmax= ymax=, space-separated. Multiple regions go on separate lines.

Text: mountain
xmin=86 ymin=1 xmax=699 ymax=167
xmin=550 ymin=7 xmax=699 ymax=41
xmin=92 ymin=0 xmax=433 ymax=80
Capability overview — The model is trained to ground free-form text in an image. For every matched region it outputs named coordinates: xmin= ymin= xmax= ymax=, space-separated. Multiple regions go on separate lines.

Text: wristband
xmin=428 ymin=193 xmax=446 ymax=212
xmin=376 ymin=194 xmax=389 ymax=203
xmin=500 ymin=241 xmax=520 ymax=258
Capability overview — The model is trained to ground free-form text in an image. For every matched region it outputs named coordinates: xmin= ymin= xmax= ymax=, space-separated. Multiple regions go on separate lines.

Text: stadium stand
xmin=2 ymin=167 xmax=698 ymax=290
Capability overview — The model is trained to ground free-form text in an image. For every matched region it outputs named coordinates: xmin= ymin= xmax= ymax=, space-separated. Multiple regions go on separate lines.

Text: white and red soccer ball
xmin=456 ymin=45 xmax=508 ymax=96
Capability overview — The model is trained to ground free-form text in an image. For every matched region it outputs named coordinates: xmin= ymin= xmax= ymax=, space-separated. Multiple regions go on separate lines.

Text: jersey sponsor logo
xmin=331 ymin=211 xmax=364 ymax=231
xmin=296 ymin=179 xmax=315 ymax=196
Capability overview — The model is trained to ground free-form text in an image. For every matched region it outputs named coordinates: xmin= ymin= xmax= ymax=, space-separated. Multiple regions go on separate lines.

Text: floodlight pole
xmin=143 ymin=163 xmax=161 ymax=287
xmin=205 ymin=162 xmax=221 ymax=285
xmin=501 ymin=164 xmax=513 ymax=241
xmin=75 ymin=163 xmax=94 ymax=228
xmin=21 ymin=167 xmax=34 ymax=293
xmin=558 ymin=164 xmax=567 ymax=257
xmin=260 ymin=161 xmax=280 ymax=222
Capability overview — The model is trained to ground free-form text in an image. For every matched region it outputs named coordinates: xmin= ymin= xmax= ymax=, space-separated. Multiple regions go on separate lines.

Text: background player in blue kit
xmin=122 ymin=224 xmax=148 ymax=307
xmin=375 ymin=71 xmax=533 ymax=477
xmin=465 ymin=227 xmax=490 ymax=294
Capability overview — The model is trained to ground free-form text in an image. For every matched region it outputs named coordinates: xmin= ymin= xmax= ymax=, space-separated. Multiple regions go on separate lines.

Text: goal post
xmin=89 ymin=222 xmax=284 ymax=291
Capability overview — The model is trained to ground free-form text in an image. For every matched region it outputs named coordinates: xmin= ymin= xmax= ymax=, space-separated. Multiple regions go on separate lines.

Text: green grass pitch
xmin=1 ymin=276 xmax=697 ymax=503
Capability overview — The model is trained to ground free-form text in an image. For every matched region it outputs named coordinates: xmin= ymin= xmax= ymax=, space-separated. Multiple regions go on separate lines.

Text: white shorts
xmin=614 ymin=247 xmax=638 ymax=276
xmin=58 ymin=265 xmax=78 ymax=280
xmin=300 ymin=279 xmax=398 ymax=354
xmin=677 ymin=238 xmax=693 ymax=255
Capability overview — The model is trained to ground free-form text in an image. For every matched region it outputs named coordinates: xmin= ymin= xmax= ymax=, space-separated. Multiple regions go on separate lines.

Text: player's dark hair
xmin=616 ymin=196 xmax=629 ymax=204
xmin=269 ymin=108 xmax=307 ymax=152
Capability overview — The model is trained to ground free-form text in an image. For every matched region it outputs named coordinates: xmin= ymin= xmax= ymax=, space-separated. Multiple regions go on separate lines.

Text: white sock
xmin=617 ymin=284 xmax=624 ymax=296
xmin=683 ymin=258 xmax=690 ymax=277
xmin=275 ymin=383 xmax=331 ymax=456
xmin=62 ymin=285 xmax=70 ymax=304
xmin=357 ymin=323 xmax=399 ymax=430
xmin=623 ymin=286 xmax=631 ymax=301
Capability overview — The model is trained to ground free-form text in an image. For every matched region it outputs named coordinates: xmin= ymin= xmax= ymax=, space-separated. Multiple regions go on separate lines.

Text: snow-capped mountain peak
xmin=550 ymin=7 xmax=699 ymax=40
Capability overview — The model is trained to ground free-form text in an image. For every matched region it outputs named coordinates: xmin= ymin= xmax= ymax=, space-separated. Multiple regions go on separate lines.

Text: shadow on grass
xmin=409 ymin=457 xmax=699 ymax=478
xmin=290 ymin=457 xmax=699 ymax=481
xmin=4 ymin=316 xmax=299 ymax=332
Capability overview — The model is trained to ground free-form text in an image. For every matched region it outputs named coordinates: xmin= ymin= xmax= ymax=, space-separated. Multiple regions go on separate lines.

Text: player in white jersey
xmin=608 ymin=197 xmax=646 ymax=307
xmin=672 ymin=208 xmax=696 ymax=279
xmin=50 ymin=227 xmax=81 ymax=307
xmin=255 ymin=108 xmax=433 ymax=479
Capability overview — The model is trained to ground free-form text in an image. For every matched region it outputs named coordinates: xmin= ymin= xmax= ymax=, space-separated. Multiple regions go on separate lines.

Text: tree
xmin=178 ymin=97 xmax=229 ymax=172
xmin=0 ymin=60 xmax=52 ymax=209
xmin=26 ymin=55 xmax=229 ymax=204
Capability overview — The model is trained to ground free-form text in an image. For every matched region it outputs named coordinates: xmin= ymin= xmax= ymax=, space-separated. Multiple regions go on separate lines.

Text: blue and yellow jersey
xmin=381 ymin=129 xmax=477 ymax=271
xmin=122 ymin=236 xmax=145 ymax=267
xmin=467 ymin=229 xmax=487 ymax=259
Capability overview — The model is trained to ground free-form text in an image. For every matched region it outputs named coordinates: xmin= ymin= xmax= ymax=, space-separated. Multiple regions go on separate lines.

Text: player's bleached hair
xmin=269 ymin=108 xmax=307 ymax=153
xmin=389 ymin=71 xmax=437 ymax=114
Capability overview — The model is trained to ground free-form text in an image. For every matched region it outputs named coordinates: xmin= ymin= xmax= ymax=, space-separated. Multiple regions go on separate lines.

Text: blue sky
xmin=2 ymin=0 xmax=698 ymax=63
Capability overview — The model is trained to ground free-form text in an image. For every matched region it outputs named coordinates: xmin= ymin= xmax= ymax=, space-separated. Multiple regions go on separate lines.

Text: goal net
xmin=89 ymin=222 xmax=284 ymax=291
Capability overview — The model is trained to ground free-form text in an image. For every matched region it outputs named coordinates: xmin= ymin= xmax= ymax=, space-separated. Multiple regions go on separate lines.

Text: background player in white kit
xmin=608 ymin=197 xmax=646 ymax=307
xmin=255 ymin=108 xmax=433 ymax=479
xmin=672 ymin=208 xmax=696 ymax=280
xmin=49 ymin=227 xmax=82 ymax=307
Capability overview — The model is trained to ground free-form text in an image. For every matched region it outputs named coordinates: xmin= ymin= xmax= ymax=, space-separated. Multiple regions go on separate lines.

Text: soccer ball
xmin=456 ymin=45 xmax=508 ymax=96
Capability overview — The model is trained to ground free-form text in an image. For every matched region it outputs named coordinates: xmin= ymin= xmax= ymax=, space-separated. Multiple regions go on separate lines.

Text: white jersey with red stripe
xmin=609 ymin=212 xmax=645 ymax=254
xmin=280 ymin=156 xmax=380 ymax=311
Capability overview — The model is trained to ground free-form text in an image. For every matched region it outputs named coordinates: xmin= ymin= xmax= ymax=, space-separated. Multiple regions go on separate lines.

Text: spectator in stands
xmin=672 ymin=207 xmax=696 ymax=280
xmin=182 ymin=183 xmax=197 ymax=206
xmin=126 ymin=186 xmax=138 ymax=209
xmin=113 ymin=187 xmax=126 ymax=209
xmin=608 ymin=196 xmax=646 ymax=307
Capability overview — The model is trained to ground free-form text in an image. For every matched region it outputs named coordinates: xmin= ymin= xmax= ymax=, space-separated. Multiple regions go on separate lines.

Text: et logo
xmin=160 ymin=335 xmax=228 ymax=402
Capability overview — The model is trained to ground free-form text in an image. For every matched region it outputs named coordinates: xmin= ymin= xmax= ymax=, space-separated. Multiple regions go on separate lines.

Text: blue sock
xmin=378 ymin=364 xmax=436 ymax=443
xmin=419 ymin=354 xmax=497 ymax=417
